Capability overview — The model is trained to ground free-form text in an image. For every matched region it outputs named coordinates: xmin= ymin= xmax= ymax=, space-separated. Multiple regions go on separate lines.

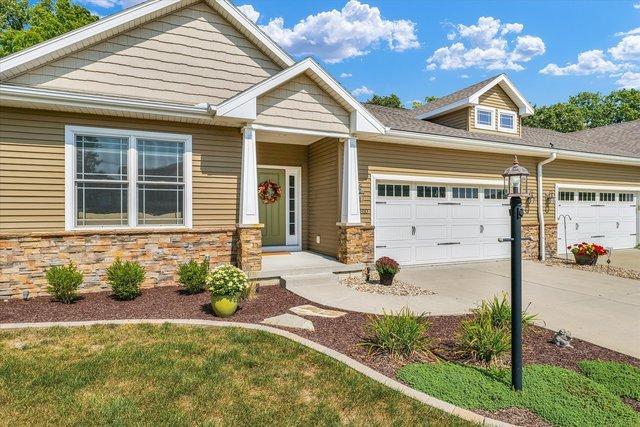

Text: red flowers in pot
xmin=567 ymin=242 xmax=607 ymax=265
xmin=375 ymin=256 xmax=400 ymax=285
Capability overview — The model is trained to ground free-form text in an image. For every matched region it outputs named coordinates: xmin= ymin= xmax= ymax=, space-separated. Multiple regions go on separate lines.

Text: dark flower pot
xmin=574 ymin=253 xmax=598 ymax=266
xmin=379 ymin=273 xmax=395 ymax=286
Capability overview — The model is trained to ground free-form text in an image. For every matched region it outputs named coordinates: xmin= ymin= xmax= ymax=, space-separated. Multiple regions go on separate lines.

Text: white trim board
xmin=555 ymin=183 xmax=640 ymax=192
xmin=64 ymin=125 xmax=192 ymax=231
xmin=416 ymin=74 xmax=535 ymax=120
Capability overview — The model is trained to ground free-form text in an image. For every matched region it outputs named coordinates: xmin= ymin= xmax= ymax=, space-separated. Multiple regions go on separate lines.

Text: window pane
xmin=137 ymin=139 xmax=184 ymax=182
xmin=76 ymin=135 xmax=128 ymax=180
xmin=402 ymin=185 xmax=410 ymax=197
xmin=137 ymin=184 xmax=184 ymax=225
xmin=453 ymin=187 xmax=478 ymax=199
xmin=76 ymin=182 xmax=128 ymax=226
xmin=477 ymin=110 xmax=492 ymax=125
xmin=378 ymin=184 xmax=386 ymax=196
xmin=386 ymin=185 xmax=394 ymax=196
xmin=439 ymin=187 xmax=446 ymax=198
xmin=500 ymin=113 xmax=514 ymax=129
xmin=417 ymin=186 xmax=424 ymax=198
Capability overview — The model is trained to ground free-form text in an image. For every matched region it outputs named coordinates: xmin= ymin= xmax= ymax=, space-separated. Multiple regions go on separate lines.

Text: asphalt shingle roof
xmin=364 ymin=104 xmax=639 ymax=159
xmin=411 ymin=74 xmax=501 ymax=115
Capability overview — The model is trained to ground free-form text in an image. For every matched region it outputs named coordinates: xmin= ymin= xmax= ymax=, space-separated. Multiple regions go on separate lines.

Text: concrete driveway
xmin=287 ymin=257 xmax=640 ymax=357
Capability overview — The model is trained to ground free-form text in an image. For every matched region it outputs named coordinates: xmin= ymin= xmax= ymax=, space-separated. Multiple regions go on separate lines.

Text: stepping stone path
xmin=289 ymin=304 xmax=346 ymax=318
xmin=262 ymin=314 xmax=315 ymax=331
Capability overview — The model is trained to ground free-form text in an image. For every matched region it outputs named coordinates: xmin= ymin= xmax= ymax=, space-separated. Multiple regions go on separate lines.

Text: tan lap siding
xmin=542 ymin=160 xmax=640 ymax=224
xmin=431 ymin=107 xmax=470 ymax=130
xmin=8 ymin=2 xmax=281 ymax=105
xmin=307 ymin=138 xmax=340 ymax=256
xmin=471 ymin=85 xmax=522 ymax=137
xmin=0 ymin=107 xmax=241 ymax=232
xmin=255 ymin=74 xmax=350 ymax=134
xmin=357 ymin=141 xmax=540 ymax=225
xmin=256 ymin=142 xmax=309 ymax=248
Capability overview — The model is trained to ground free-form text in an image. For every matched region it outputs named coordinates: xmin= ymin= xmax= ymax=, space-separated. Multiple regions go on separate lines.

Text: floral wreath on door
xmin=258 ymin=179 xmax=282 ymax=204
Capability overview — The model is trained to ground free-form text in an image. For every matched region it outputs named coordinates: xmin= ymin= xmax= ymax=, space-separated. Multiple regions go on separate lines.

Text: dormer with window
xmin=414 ymin=74 xmax=533 ymax=138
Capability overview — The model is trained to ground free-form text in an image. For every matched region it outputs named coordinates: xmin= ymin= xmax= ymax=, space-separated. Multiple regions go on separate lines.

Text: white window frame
xmin=497 ymin=109 xmax=517 ymax=134
xmin=475 ymin=106 xmax=495 ymax=131
xmin=65 ymin=125 xmax=192 ymax=231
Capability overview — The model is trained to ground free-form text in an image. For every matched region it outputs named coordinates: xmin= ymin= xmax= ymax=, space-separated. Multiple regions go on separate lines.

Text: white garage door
xmin=374 ymin=181 xmax=511 ymax=265
xmin=556 ymin=190 xmax=638 ymax=253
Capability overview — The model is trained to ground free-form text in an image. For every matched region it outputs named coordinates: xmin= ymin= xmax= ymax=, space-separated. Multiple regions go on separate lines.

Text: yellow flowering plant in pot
xmin=206 ymin=265 xmax=249 ymax=317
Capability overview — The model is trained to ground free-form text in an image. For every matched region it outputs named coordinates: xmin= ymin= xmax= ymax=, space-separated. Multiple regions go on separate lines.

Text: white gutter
xmin=0 ymin=84 xmax=214 ymax=121
xmin=537 ymin=152 xmax=557 ymax=261
xmin=382 ymin=129 xmax=640 ymax=166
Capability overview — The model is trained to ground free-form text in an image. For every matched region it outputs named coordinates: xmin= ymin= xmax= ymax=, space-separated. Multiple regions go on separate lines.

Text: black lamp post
xmin=501 ymin=156 xmax=530 ymax=391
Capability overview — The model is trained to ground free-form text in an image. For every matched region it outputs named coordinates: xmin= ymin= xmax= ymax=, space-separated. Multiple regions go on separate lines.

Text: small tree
xmin=366 ymin=93 xmax=403 ymax=109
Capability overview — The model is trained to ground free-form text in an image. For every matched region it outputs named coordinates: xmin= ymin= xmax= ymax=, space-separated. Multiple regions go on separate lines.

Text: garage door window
xmin=452 ymin=187 xmax=479 ymax=199
xmin=619 ymin=193 xmax=635 ymax=202
xmin=484 ymin=189 xmax=507 ymax=200
xmin=378 ymin=184 xmax=410 ymax=198
xmin=578 ymin=192 xmax=596 ymax=202
xmin=417 ymin=186 xmax=446 ymax=198
xmin=559 ymin=191 xmax=575 ymax=201
xmin=599 ymin=193 xmax=615 ymax=202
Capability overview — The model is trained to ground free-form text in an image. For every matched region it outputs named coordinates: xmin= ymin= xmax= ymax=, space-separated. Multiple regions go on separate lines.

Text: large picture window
xmin=66 ymin=126 xmax=192 ymax=230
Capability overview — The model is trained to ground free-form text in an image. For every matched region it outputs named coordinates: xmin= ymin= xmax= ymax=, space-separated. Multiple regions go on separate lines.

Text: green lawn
xmin=579 ymin=360 xmax=640 ymax=400
xmin=0 ymin=324 xmax=470 ymax=426
xmin=398 ymin=362 xmax=640 ymax=427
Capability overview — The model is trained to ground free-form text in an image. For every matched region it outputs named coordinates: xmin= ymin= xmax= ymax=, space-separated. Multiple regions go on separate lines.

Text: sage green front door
xmin=258 ymin=168 xmax=286 ymax=247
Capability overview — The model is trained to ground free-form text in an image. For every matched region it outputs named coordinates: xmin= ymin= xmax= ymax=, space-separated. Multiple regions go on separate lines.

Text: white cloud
xmin=79 ymin=0 xmax=143 ymax=8
xmin=340 ymin=72 xmax=353 ymax=78
xmin=351 ymin=86 xmax=374 ymax=98
xmin=617 ymin=71 xmax=640 ymax=88
xmin=258 ymin=0 xmax=419 ymax=63
xmin=426 ymin=17 xmax=545 ymax=71
xmin=634 ymin=2 xmax=640 ymax=8
xmin=614 ymin=27 xmax=640 ymax=36
xmin=429 ymin=76 xmax=436 ymax=81
xmin=609 ymin=35 xmax=640 ymax=61
xmin=238 ymin=4 xmax=260 ymax=23
xmin=460 ymin=74 xmax=469 ymax=79
xmin=540 ymin=50 xmax=620 ymax=75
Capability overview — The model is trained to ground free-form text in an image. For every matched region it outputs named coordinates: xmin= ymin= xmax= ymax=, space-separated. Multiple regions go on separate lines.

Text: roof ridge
xmin=411 ymin=74 xmax=504 ymax=114
xmin=569 ymin=119 xmax=640 ymax=135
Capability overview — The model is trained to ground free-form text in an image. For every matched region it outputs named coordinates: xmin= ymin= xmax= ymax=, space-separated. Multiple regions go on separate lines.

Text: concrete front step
xmin=282 ymin=272 xmax=340 ymax=289
xmin=249 ymin=263 xmax=364 ymax=281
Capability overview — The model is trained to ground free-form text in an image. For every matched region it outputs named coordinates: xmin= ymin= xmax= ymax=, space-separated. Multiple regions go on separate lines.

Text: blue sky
xmin=81 ymin=0 xmax=640 ymax=107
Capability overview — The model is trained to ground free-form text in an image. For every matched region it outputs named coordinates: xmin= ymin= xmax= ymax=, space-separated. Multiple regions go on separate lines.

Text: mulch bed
xmin=2 ymin=284 xmax=639 ymax=425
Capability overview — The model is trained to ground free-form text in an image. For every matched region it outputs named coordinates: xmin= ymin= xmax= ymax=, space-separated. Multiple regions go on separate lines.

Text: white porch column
xmin=340 ymin=136 xmax=362 ymax=224
xmin=239 ymin=126 xmax=260 ymax=225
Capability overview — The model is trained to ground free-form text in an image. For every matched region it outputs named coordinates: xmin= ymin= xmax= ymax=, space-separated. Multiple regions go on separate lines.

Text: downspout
xmin=537 ymin=152 xmax=557 ymax=261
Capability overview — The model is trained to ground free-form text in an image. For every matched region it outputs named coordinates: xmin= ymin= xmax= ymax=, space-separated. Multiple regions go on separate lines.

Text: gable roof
xmin=0 ymin=0 xmax=294 ymax=80
xmin=413 ymin=74 xmax=535 ymax=119
xmin=366 ymin=104 xmax=640 ymax=159
xmin=215 ymin=57 xmax=386 ymax=134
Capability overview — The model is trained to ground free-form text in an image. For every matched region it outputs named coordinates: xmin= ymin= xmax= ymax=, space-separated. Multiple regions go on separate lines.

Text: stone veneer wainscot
xmin=0 ymin=227 xmax=235 ymax=299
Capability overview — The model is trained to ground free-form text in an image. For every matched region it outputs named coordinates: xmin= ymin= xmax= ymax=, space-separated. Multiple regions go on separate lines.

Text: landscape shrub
xmin=579 ymin=360 xmax=640 ymax=399
xmin=472 ymin=292 xmax=536 ymax=330
xmin=45 ymin=263 xmax=83 ymax=303
xmin=457 ymin=316 xmax=510 ymax=365
xmin=361 ymin=308 xmax=431 ymax=359
xmin=206 ymin=265 xmax=249 ymax=300
xmin=177 ymin=258 xmax=209 ymax=294
xmin=106 ymin=258 xmax=145 ymax=300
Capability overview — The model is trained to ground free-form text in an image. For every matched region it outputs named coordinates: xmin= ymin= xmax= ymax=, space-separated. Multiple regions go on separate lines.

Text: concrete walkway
xmin=286 ymin=260 xmax=640 ymax=358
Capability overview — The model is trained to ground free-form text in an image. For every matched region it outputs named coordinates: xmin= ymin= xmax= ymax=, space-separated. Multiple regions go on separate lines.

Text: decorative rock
xmin=261 ymin=314 xmax=315 ymax=331
xmin=290 ymin=304 xmax=346 ymax=318
xmin=553 ymin=329 xmax=573 ymax=348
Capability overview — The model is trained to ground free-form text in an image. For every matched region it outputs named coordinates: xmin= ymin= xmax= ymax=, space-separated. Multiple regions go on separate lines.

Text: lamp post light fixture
xmin=501 ymin=156 xmax=530 ymax=391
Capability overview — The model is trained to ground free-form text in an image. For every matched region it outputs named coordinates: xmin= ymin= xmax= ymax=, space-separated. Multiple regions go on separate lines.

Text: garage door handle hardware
xmin=437 ymin=242 xmax=461 ymax=245
xmin=375 ymin=245 xmax=387 ymax=248
xmin=576 ymin=223 xmax=579 ymax=230
xmin=499 ymin=237 xmax=534 ymax=242
xmin=376 ymin=201 xmax=387 ymax=204
xmin=616 ymin=221 xmax=620 ymax=229
xmin=438 ymin=202 xmax=461 ymax=205
xmin=590 ymin=204 xmax=605 ymax=207
xmin=480 ymin=225 xmax=485 ymax=233
xmin=411 ymin=226 xmax=416 ymax=235
xmin=590 ymin=235 xmax=605 ymax=238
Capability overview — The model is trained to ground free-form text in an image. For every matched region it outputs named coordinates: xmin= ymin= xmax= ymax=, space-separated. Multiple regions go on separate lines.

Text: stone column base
xmin=336 ymin=223 xmax=375 ymax=265
xmin=236 ymin=224 xmax=263 ymax=272
xmin=522 ymin=223 xmax=557 ymax=260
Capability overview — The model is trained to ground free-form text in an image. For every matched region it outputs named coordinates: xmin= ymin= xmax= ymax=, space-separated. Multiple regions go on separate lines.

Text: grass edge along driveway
xmin=0 ymin=324 xmax=471 ymax=426
xmin=398 ymin=362 xmax=640 ymax=427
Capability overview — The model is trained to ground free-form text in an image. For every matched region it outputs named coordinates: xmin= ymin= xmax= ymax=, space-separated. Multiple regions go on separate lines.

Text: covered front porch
xmin=235 ymin=125 xmax=374 ymax=273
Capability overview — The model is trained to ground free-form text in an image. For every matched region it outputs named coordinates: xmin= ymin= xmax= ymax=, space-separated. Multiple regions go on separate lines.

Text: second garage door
xmin=374 ymin=181 xmax=511 ymax=265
